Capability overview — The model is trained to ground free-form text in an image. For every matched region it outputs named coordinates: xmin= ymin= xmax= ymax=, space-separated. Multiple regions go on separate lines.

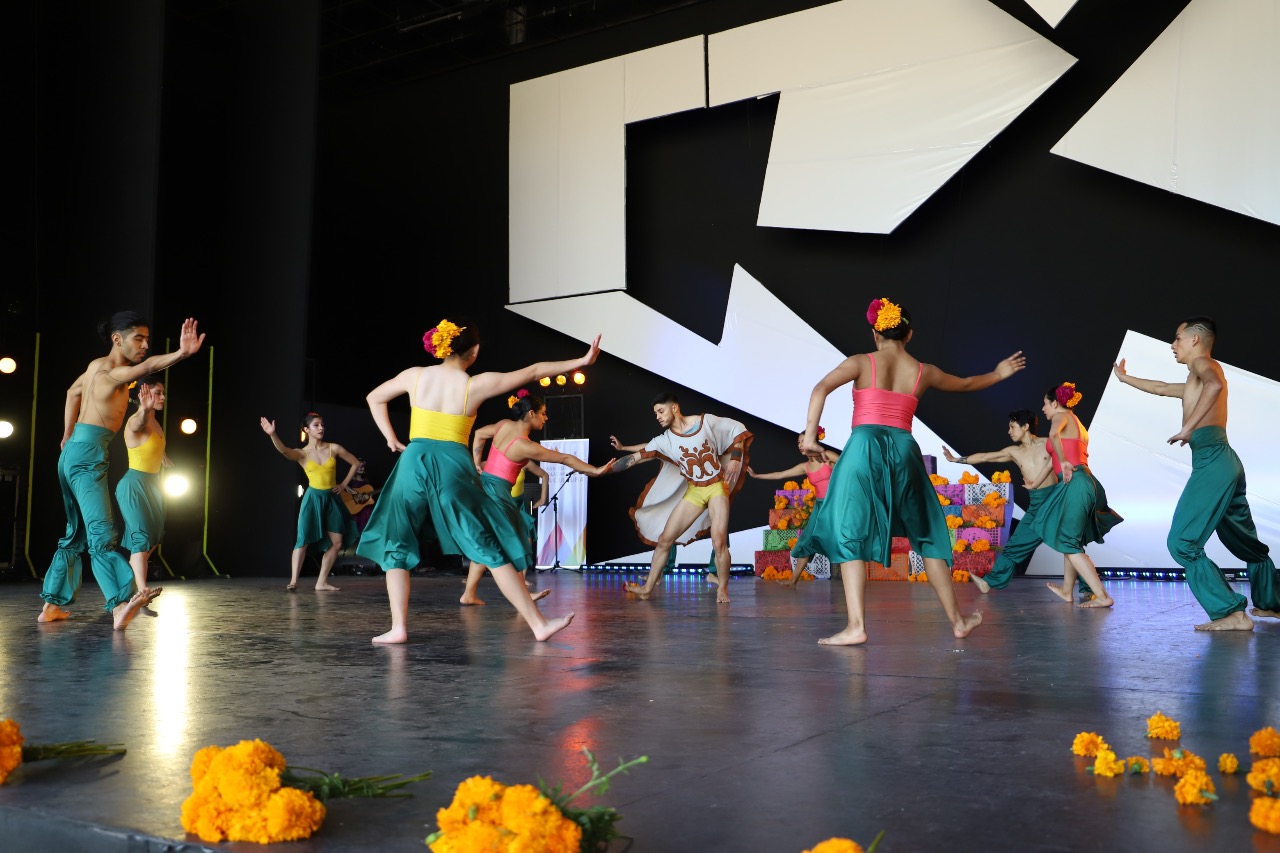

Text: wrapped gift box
xmin=908 ymin=550 xmax=925 ymax=575
xmin=867 ymin=552 xmax=910 ymax=581
xmin=797 ymin=553 xmax=831 ymax=579
xmin=941 ymin=505 xmax=964 ymax=519
xmin=953 ymin=549 xmax=996 ymax=576
xmin=890 ymin=536 xmax=911 ymax=554
xmin=921 ymin=453 xmax=937 ymax=475
xmin=769 ymin=508 xmax=808 ymax=529
xmin=935 ymin=484 xmax=966 ymax=504
xmin=754 ymin=549 xmax=792 ymax=575
xmin=963 ymin=482 xmax=1013 ymax=505
xmin=961 ymin=505 xmax=1006 ymax=528
xmin=762 ymin=528 xmax=800 ymax=550
xmin=957 ymin=528 xmax=995 ymax=545
xmin=774 ymin=489 xmax=809 ymax=507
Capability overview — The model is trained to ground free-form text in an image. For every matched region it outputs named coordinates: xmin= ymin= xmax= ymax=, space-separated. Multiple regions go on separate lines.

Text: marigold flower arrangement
xmin=783 ymin=480 xmax=801 ymax=491
xmin=1218 ymin=753 xmax=1239 ymax=774
xmin=1251 ymin=726 xmax=1280 ymax=757
xmin=991 ymin=470 xmax=1012 ymax=483
xmin=937 ymin=494 xmax=951 ymax=506
xmin=507 ymin=389 xmax=530 ymax=409
xmin=866 ymin=297 xmax=903 ymax=332
xmin=425 ymin=749 xmax=646 ymax=853
xmin=951 ymin=569 xmax=970 ymax=583
xmin=1173 ymin=768 xmax=1218 ymax=806
xmin=423 ymin=320 xmax=467 ymax=359
xmin=981 ymin=491 xmax=1007 ymax=510
xmin=952 ymin=540 xmax=967 ymax=553
xmin=1071 ymin=732 xmax=1107 ymax=758
xmin=913 ymin=572 xmax=928 ymax=583
xmin=971 ymin=540 xmax=991 ymax=553
xmin=182 ymin=738 xmax=430 ymax=844
xmin=928 ymin=474 xmax=949 ymax=486
xmin=974 ymin=517 xmax=998 ymax=529
xmin=802 ymin=831 xmax=885 ymax=853
xmin=0 ymin=718 xmax=126 ymax=785
xmin=945 ymin=515 xmax=963 ymax=529
xmin=1248 ymin=757 xmax=1280 ymax=795
xmin=1055 ymin=381 xmax=1083 ymax=409
xmin=1146 ymin=711 xmax=1181 ymax=740
xmin=1152 ymin=747 xmax=1205 ymax=778
xmin=958 ymin=472 xmax=979 ymax=485
xmin=787 ymin=537 xmax=798 ymax=549
xmin=776 ymin=517 xmax=790 ymax=530
xmin=774 ymin=496 xmax=789 ymax=510
xmin=1252 ymin=797 xmax=1280 ymax=834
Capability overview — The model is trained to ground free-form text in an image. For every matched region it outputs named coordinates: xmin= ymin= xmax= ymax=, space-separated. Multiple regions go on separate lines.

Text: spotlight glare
xmin=297 ymin=485 xmax=304 ymax=498
xmin=0 ymin=357 xmax=15 ymax=374
xmin=555 ymin=374 xmax=567 ymax=386
xmin=572 ymin=371 xmax=585 ymax=385
xmin=0 ymin=420 xmax=13 ymax=439
xmin=163 ymin=473 xmax=190 ymax=497
xmin=538 ymin=376 xmax=551 ymax=387
xmin=180 ymin=418 xmax=198 ymax=435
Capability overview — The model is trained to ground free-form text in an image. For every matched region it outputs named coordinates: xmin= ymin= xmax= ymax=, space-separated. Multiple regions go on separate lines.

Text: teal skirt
xmin=793 ymin=424 xmax=952 ymax=567
xmin=479 ymin=473 xmax=535 ymax=571
xmin=1029 ymin=466 xmax=1123 ymax=555
xmin=295 ymin=487 xmax=356 ymax=551
xmin=355 ymin=438 xmax=528 ymax=571
xmin=116 ymin=469 xmax=164 ymax=553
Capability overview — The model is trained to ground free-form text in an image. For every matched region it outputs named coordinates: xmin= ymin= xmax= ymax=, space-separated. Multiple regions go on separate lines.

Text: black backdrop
xmin=10 ymin=0 xmax=1278 ymax=577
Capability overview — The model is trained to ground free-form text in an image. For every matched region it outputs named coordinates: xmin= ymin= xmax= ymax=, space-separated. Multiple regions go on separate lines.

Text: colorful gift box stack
xmin=754 ymin=479 xmax=831 ymax=579
xmin=905 ymin=458 xmax=1014 ymax=579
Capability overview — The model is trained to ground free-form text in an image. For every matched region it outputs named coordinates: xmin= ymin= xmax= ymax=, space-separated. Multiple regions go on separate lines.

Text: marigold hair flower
xmin=866 ymin=298 xmax=904 ymax=332
xmin=817 ymin=426 xmax=827 ymax=441
xmin=1071 ymin=732 xmax=1108 ymax=758
xmin=423 ymin=319 xmax=466 ymax=359
xmin=1251 ymin=726 xmax=1280 ymax=757
xmin=1146 ymin=711 xmax=1181 ymax=740
xmin=1055 ymin=381 xmax=1083 ymax=409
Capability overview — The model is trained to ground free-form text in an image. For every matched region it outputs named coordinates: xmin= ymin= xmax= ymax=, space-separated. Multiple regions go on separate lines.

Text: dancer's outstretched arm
xmin=468 ymin=335 xmax=601 ymax=405
xmin=260 ymin=418 xmax=305 ymax=462
xmin=922 ymin=351 xmax=1024 ymax=394
xmin=1113 ymin=358 xmax=1184 ymax=397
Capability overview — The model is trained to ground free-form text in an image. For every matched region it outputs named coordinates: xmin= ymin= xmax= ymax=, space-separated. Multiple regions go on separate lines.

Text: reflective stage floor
xmin=1 ymin=571 xmax=1278 ymax=852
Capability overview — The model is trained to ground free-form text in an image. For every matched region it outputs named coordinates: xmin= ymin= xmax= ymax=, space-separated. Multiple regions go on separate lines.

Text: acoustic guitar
xmin=340 ymin=484 xmax=381 ymax=515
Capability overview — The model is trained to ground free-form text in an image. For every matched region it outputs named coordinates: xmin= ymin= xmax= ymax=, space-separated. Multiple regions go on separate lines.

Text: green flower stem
xmin=282 ymin=766 xmax=432 ymax=801
xmin=21 ymin=741 xmax=126 ymax=761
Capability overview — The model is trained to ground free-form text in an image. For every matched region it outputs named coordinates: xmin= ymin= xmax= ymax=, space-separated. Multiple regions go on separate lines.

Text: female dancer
xmin=115 ymin=375 xmax=168 ymax=607
xmin=356 ymin=318 xmax=601 ymax=644
xmin=460 ymin=391 xmax=615 ymax=605
xmin=259 ymin=412 xmax=360 ymax=591
xmin=1032 ymin=383 xmax=1122 ymax=607
xmin=793 ymin=297 xmax=1024 ymax=645
xmin=748 ymin=429 xmax=840 ymax=587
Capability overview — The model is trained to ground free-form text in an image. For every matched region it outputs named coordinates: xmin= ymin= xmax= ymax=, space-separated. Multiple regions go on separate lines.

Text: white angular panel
xmin=1024 ymin=0 xmax=1080 ymax=28
xmin=1052 ymin=0 xmax=1280 ymax=228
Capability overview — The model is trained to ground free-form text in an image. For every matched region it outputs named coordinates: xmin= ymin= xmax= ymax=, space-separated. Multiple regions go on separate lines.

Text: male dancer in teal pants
xmin=38 ymin=312 xmax=205 ymax=629
xmin=1114 ymin=316 xmax=1279 ymax=631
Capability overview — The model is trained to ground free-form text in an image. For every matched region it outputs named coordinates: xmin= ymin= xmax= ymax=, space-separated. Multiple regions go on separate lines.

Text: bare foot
xmin=1077 ymin=596 xmax=1114 ymax=609
xmin=1251 ymin=608 xmax=1280 ymax=619
xmin=37 ymin=603 xmax=71 ymax=623
xmin=778 ymin=578 xmax=800 ymax=588
xmin=314 ymin=583 xmax=340 ymax=591
xmin=954 ymin=611 xmax=983 ymax=638
xmin=143 ymin=586 xmax=163 ymax=603
xmin=705 ymin=572 xmax=720 ymax=587
xmin=716 ymin=591 xmax=731 ymax=604
xmin=1046 ymin=582 xmax=1073 ymax=603
xmin=372 ymin=628 xmax=408 ymax=644
xmin=532 ymin=612 xmax=575 ymax=642
xmin=624 ymin=582 xmax=651 ymax=600
xmin=530 ymin=589 xmax=551 ymax=603
xmin=113 ymin=595 xmax=145 ymax=631
xmin=459 ymin=594 xmax=486 ymax=606
xmin=286 ymin=583 xmax=297 ymax=592
xmin=818 ymin=626 xmax=868 ymax=646
xmin=971 ymin=574 xmax=991 ymax=594
xmin=1195 ymin=610 xmax=1254 ymax=631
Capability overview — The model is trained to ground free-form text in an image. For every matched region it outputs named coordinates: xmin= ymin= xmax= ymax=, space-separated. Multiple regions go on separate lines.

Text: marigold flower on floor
xmin=1218 ymin=753 xmax=1239 ymax=774
xmin=1089 ymin=748 xmax=1125 ymax=778
xmin=1125 ymin=756 xmax=1150 ymax=775
xmin=1248 ymin=757 xmax=1280 ymax=795
xmin=1152 ymin=748 xmax=1205 ymax=778
xmin=802 ymin=829 xmax=884 ymax=853
xmin=1251 ymin=796 xmax=1280 ymax=834
xmin=1251 ymin=726 xmax=1280 ymax=757
xmin=1173 ymin=768 xmax=1217 ymax=805
xmin=0 ymin=717 xmax=126 ymax=786
xmin=1071 ymin=732 xmax=1107 ymax=758
xmin=1146 ymin=711 xmax=1181 ymax=740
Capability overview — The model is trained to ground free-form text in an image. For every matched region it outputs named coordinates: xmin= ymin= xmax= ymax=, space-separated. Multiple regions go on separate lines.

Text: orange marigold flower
xmin=952 ymin=540 xmax=968 ymax=552
xmin=937 ymin=494 xmax=951 ymax=506
xmin=945 ymin=515 xmax=963 ymax=529
xmin=1218 ymin=753 xmax=1239 ymax=774
xmin=1247 ymin=758 xmax=1280 ymax=795
xmin=1250 ymin=796 xmax=1280 ymax=834
xmin=0 ymin=719 xmax=22 ymax=748
xmin=777 ymin=518 xmax=790 ymax=530
xmin=958 ymin=472 xmax=979 ymax=485
xmin=1125 ymin=756 xmax=1150 ymax=775
xmin=1251 ymin=726 xmax=1280 ymax=757
xmin=783 ymin=480 xmax=801 ymax=491
xmin=1146 ymin=711 xmax=1181 ymax=740
xmin=1173 ymin=768 xmax=1217 ymax=805
xmin=1152 ymin=748 xmax=1205 ymax=778
xmin=774 ymin=497 xmax=788 ymax=510
xmin=1091 ymin=747 xmax=1126 ymax=778
xmin=981 ymin=491 xmax=1007 ymax=508
xmin=972 ymin=540 xmax=992 ymax=553
xmin=803 ymin=838 xmax=865 ymax=853
xmin=1072 ymin=732 xmax=1108 ymax=758
xmin=928 ymin=474 xmax=949 ymax=486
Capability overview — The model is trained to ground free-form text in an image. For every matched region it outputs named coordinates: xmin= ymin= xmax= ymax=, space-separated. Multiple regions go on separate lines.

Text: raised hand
xmin=178 ymin=318 xmax=206 ymax=357
xmin=259 ymin=417 xmax=276 ymax=435
xmin=138 ymin=383 xmax=157 ymax=412
xmin=609 ymin=435 xmax=625 ymax=451
xmin=941 ymin=445 xmax=960 ymax=463
xmin=995 ymin=351 xmax=1026 ymax=379
xmin=1113 ymin=358 xmax=1128 ymax=379
xmin=590 ymin=458 xmax=618 ymax=477
xmin=746 ymin=466 xmax=758 ymax=478
xmin=580 ymin=334 xmax=602 ymax=367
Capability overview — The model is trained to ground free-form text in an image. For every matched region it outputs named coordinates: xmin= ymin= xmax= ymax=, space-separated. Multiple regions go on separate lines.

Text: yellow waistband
xmin=410 ymin=408 xmax=475 ymax=444
xmin=126 ymin=432 xmax=166 ymax=475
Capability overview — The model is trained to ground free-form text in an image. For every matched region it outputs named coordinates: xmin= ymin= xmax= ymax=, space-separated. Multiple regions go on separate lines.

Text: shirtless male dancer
xmin=1114 ymin=316 xmax=1280 ymax=631
xmin=39 ymin=313 xmax=205 ymax=629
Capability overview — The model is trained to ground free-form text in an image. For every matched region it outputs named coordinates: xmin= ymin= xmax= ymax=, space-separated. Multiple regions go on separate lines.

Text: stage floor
xmin=1 ymin=571 xmax=1278 ymax=852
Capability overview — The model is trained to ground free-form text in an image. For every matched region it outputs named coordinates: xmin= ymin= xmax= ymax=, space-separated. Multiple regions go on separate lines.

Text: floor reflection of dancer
xmin=793 ymin=298 xmax=1024 ymax=645
xmin=747 ymin=429 xmax=840 ymax=588
xmin=115 ymin=375 xmax=170 ymax=610
xmin=39 ymin=313 xmax=205 ymax=630
xmin=942 ymin=409 xmax=1078 ymax=596
xmin=609 ymin=393 xmax=752 ymax=604
xmin=1114 ymin=317 xmax=1279 ymax=631
xmin=1032 ymin=383 xmax=1121 ymax=608
xmin=357 ymin=318 xmax=601 ymax=643
xmin=259 ymin=412 xmax=360 ymax=592
xmin=460 ymin=391 xmax=615 ymax=606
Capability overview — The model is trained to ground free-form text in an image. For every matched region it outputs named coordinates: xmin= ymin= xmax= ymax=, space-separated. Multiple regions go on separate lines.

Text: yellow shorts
xmin=681 ymin=481 xmax=726 ymax=509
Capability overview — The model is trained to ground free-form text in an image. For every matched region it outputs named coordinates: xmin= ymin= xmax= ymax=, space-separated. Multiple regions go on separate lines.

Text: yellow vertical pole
xmin=201 ymin=346 xmax=220 ymax=575
xmin=21 ymin=333 xmax=40 ymax=577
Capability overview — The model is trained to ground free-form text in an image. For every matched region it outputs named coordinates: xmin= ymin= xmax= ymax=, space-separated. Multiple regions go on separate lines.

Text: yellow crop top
xmin=304 ymin=455 xmax=337 ymax=490
xmin=407 ymin=373 xmax=475 ymax=445
xmin=126 ymin=431 xmax=166 ymax=475
xmin=510 ymin=467 xmax=526 ymax=498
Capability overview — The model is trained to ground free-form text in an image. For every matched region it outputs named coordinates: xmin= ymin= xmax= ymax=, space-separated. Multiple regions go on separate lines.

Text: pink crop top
xmin=1047 ymin=412 xmax=1089 ymax=474
xmin=850 ymin=354 xmax=921 ymax=431
xmin=807 ymin=462 xmax=833 ymax=500
xmin=483 ymin=436 xmax=529 ymax=485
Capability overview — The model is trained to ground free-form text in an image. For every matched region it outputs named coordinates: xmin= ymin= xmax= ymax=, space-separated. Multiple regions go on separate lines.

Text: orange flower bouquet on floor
xmin=426 ymin=749 xmax=647 ymax=853
xmin=801 ymin=831 xmax=885 ymax=853
xmin=0 ymin=718 xmax=125 ymax=785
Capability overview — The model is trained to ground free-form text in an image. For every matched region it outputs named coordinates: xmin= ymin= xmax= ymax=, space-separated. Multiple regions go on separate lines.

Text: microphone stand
xmin=540 ymin=469 xmax=577 ymax=572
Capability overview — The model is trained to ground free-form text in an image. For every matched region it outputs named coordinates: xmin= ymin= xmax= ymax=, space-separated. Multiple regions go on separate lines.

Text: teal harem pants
xmin=40 ymin=423 xmax=136 ymax=611
xmin=1169 ymin=426 xmax=1279 ymax=621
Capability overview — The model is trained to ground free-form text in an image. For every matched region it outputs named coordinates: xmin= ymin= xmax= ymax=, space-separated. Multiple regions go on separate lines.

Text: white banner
xmin=535 ymin=439 xmax=589 ymax=568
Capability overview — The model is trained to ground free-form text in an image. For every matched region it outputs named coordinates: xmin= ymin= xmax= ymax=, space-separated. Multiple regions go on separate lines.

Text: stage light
xmin=572 ymin=371 xmax=585 ymax=385
xmin=297 ymin=485 xmax=304 ymax=498
xmin=0 ymin=421 xmax=13 ymax=439
xmin=181 ymin=418 xmax=198 ymax=435
xmin=0 ymin=357 xmax=15 ymax=374
xmin=538 ymin=376 xmax=550 ymax=387
xmin=555 ymin=374 xmax=566 ymax=386
xmin=163 ymin=473 xmax=190 ymax=497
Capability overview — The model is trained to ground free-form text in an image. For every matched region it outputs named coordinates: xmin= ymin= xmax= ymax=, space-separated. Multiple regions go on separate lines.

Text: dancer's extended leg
xmin=288 ymin=546 xmax=306 ymax=591
xmin=1069 ymin=552 xmax=1113 ymax=608
xmin=626 ymin=499 xmax=703 ymax=600
xmin=315 ymin=533 xmax=342 ymax=590
xmin=488 ymin=564 xmax=572 ymax=641
xmin=921 ymin=556 xmax=983 ymax=637
xmin=373 ymin=568 xmax=410 ymax=644
xmin=819 ymin=560 xmax=869 ymax=646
